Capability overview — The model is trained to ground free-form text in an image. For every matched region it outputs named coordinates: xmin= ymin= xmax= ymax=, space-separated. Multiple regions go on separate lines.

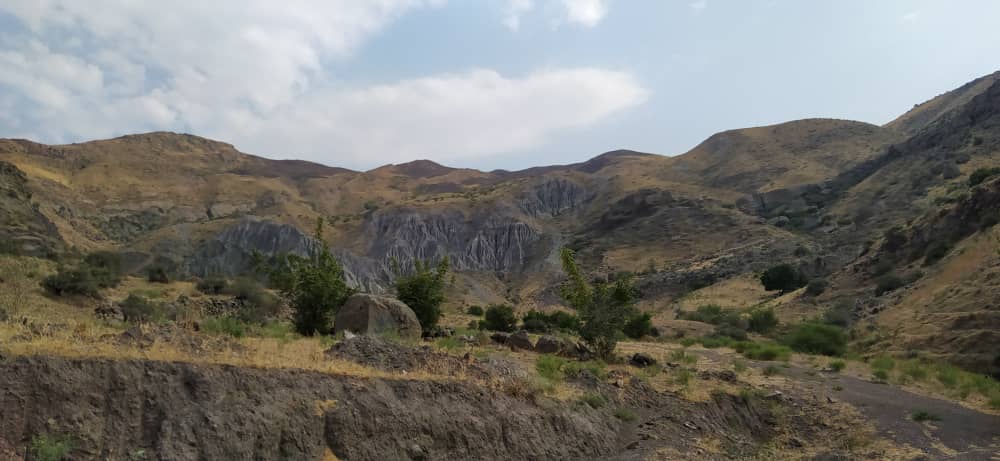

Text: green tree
xmin=482 ymin=304 xmax=517 ymax=332
xmin=760 ymin=264 xmax=808 ymax=294
xmin=281 ymin=218 xmax=355 ymax=335
xmin=559 ymin=248 xmax=637 ymax=359
xmin=394 ymin=257 xmax=450 ymax=331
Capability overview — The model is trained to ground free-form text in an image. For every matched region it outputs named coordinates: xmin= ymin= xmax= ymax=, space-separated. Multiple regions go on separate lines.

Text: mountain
xmin=2 ymin=71 xmax=999 ymax=375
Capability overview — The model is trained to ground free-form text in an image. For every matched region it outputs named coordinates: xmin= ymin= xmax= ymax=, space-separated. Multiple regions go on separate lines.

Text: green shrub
xmin=875 ymin=274 xmax=905 ymax=296
xmin=196 ymin=275 xmax=229 ymax=294
xmin=968 ymin=167 xmax=1000 ymax=186
xmin=871 ymin=355 xmax=896 ymax=372
xmin=146 ymin=266 xmax=169 ymax=284
xmin=613 ymin=408 xmax=637 ymax=422
xmin=714 ymin=324 xmax=748 ymax=341
xmin=580 ymin=393 xmax=607 ymax=409
xmin=536 ymin=354 xmax=569 ymax=381
xmin=673 ymin=369 xmax=693 ymax=386
xmin=668 ymin=349 xmax=697 ymax=365
xmin=759 ymin=264 xmax=808 ymax=294
xmin=872 ymin=369 xmax=889 ymax=381
xmin=679 ymin=304 xmax=724 ymax=324
xmin=394 ymin=258 xmax=450 ymax=332
xmin=30 ymin=434 xmax=73 ymax=461
xmin=82 ymin=251 xmax=123 ymax=288
xmin=747 ymin=308 xmax=778 ymax=334
xmin=522 ymin=310 xmax=552 ymax=333
xmin=828 ymin=360 xmax=846 ymax=372
xmin=911 ymin=410 xmax=941 ymax=422
xmin=783 ymin=323 xmax=847 ymax=356
xmin=733 ymin=341 xmax=792 ymax=361
xmin=923 ymin=241 xmax=951 ymax=265
xmin=121 ymin=294 xmax=161 ymax=323
xmin=699 ymin=335 xmax=736 ymax=349
xmin=482 ymin=304 xmax=518 ymax=332
xmin=42 ymin=266 xmax=100 ymax=297
xmin=226 ymin=278 xmax=281 ymax=323
xmin=563 ymin=360 xmax=607 ymax=379
xmin=763 ymin=365 xmax=781 ymax=376
xmin=623 ymin=312 xmax=653 ymax=339
xmin=733 ymin=360 xmax=748 ymax=373
xmin=804 ymin=278 xmax=828 ymax=297
xmin=466 ymin=305 xmax=484 ymax=316
xmin=201 ymin=316 xmax=247 ymax=338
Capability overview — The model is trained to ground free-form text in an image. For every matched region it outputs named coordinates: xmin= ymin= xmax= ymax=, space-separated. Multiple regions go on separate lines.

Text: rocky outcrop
xmin=334 ymin=294 xmax=422 ymax=339
xmin=518 ymin=178 xmax=589 ymax=217
xmin=0 ymin=161 xmax=62 ymax=256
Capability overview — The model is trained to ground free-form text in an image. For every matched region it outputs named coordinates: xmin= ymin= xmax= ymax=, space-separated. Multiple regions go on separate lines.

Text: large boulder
xmin=334 ymin=294 xmax=422 ymax=340
xmin=508 ymin=330 xmax=534 ymax=351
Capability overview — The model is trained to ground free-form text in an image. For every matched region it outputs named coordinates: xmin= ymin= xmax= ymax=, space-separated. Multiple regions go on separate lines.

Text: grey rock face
xmin=334 ymin=294 xmax=422 ymax=340
xmin=518 ymin=178 xmax=589 ymax=217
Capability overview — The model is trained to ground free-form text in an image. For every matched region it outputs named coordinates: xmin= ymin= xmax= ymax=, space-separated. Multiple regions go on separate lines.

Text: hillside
xmin=2 ymin=71 xmax=1000 ymax=376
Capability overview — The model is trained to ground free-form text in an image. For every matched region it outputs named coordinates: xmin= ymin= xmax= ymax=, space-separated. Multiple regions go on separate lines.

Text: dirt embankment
xmin=0 ymin=354 xmax=776 ymax=460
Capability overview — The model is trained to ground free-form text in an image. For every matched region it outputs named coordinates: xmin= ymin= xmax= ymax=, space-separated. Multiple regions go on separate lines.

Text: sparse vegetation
xmin=30 ymin=433 xmax=74 ymax=461
xmin=747 ymin=308 xmax=778 ymax=334
xmin=196 ymin=275 xmax=229 ymax=294
xmin=41 ymin=252 xmax=122 ymax=297
xmin=559 ymin=248 xmax=638 ymax=359
xmin=763 ymin=365 xmax=781 ymax=376
xmin=874 ymin=274 xmax=904 ymax=296
xmin=394 ymin=257 xmax=450 ymax=332
xmin=201 ymin=316 xmax=248 ymax=338
xmin=482 ymin=304 xmax=517 ymax=332
xmin=804 ymin=278 xmax=828 ymax=297
xmin=783 ymin=323 xmax=847 ymax=356
xmin=146 ymin=265 xmax=169 ymax=284
xmin=613 ymin=408 xmax=637 ymax=422
xmin=466 ymin=305 xmax=484 ymax=316
xmin=759 ymin=264 xmax=808 ymax=294
xmin=828 ymin=360 xmax=846 ymax=372
xmin=522 ymin=310 xmax=581 ymax=333
xmin=733 ymin=341 xmax=792 ymax=361
xmin=823 ymin=299 xmax=854 ymax=327
xmin=120 ymin=294 xmax=162 ymax=323
xmin=579 ymin=393 xmax=607 ymax=409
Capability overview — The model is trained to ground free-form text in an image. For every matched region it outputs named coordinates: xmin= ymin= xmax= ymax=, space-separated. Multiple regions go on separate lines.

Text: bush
xmin=42 ymin=266 xmax=100 ymax=297
xmin=82 ymin=251 xmax=123 ymax=288
xmin=522 ymin=310 xmax=552 ymax=333
xmin=580 ymin=393 xmax=607 ymax=409
xmin=146 ymin=266 xmax=169 ymax=284
xmin=482 ymin=304 xmax=517 ymax=332
xmin=197 ymin=275 xmax=229 ymax=295
xmin=828 ymin=360 xmax=847 ymax=372
xmin=734 ymin=341 xmax=792 ymax=361
xmin=560 ymin=248 xmax=638 ymax=359
xmin=968 ymin=167 xmax=1000 ymax=186
xmin=763 ymin=365 xmax=781 ymax=376
xmin=804 ymin=278 xmax=828 ymax=297
xmin=747 ymin=308 xmax=778 ymax=334
xmin=783 ymin=323 xmax=847 ymax=356
xmin=536 ymin=354 xmax=569 ymax=381
xmin=613 ymin=408 xmax=637 ymax=422
xmin=875 ymin=274 xmax=905 ymax=296
xmin=394 ymin=258 xmax=450 ymax=332
xmin=201 ymin=316 xmax=247 ymax=338
xmin=226 ymin=278 xmax=281 ymax=323
xmin=923 ymin=241 xmax=951 ymax=265
xmin=760 ymin=264 xmax=808 ymax=294
xmin=623 ymin=312 xmax=653 ymax=339
xmin=466 ymin=305 xmax=484 ymax=316
xmin=30 ymin=434 xmax=74 ymax=461
xmin=120 ymin=294 xmax=160 ymax=323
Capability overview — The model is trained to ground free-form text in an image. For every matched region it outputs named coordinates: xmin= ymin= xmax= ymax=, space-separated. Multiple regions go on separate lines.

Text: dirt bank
xmin=0 ymin=355 xmax=778 ymax=460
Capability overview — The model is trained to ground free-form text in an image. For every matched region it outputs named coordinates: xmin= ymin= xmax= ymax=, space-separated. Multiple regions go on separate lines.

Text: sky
xmin=1 ymin=1 xmax=999 ymax=171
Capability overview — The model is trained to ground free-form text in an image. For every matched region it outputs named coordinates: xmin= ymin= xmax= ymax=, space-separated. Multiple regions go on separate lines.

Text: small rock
xmin=787 ymin=437 xmax=805 ymax=448
xmin=535 ymin=335 xmax=562 ymax=354
xmin=629 ymin=353 xmax=657 ymax=368
xmin=765 ymin=391 xmax=784 ymax=401
xmin=507 ymin=330 xmax=534 ymax=351
xmin=490 ymin=332 xmax=510 ymax=345
xmin=826 ymin=396 xmax=837 ymax=404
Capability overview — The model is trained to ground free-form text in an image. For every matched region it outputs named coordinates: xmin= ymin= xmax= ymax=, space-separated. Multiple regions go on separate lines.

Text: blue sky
xmin=1 ymin=1 xmax=998 ymax=171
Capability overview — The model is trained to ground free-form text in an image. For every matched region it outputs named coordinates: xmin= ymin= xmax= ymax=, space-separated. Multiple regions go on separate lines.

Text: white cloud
xmin=690 ymin=0 xmax=708 ymax=11
xmin=239 ymin=69 xmax=647 ymax=167
xmin=901 ymin=10 xmax=920 ymax=22
xmin=502 ymin=0 xmax=609 ymax=30
xmin=0 ymin=1 xmax=645 ymax=168
xmin=559 ymin=0 xmax=609 ymax=27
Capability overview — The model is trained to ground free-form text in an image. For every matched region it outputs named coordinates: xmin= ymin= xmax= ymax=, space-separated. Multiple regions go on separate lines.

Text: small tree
xmin=623 ymin=312 xmax=653 ymax=339
xmin=281 ymin=218 xmax=355 ymax=335
xmin=560 ymin=248 xmax=637 ymax=359
xmin=394 ymin=257 xmax=450 ymax=332
xmin=482 ymin=304 xmax=517 ymax=332
xmin=760 ymin=264 xmax=808 ymax=294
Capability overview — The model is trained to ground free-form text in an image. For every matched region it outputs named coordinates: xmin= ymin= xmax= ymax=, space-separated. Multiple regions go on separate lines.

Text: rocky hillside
xmin=2 ymin=71 xmax=999 ymax=373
